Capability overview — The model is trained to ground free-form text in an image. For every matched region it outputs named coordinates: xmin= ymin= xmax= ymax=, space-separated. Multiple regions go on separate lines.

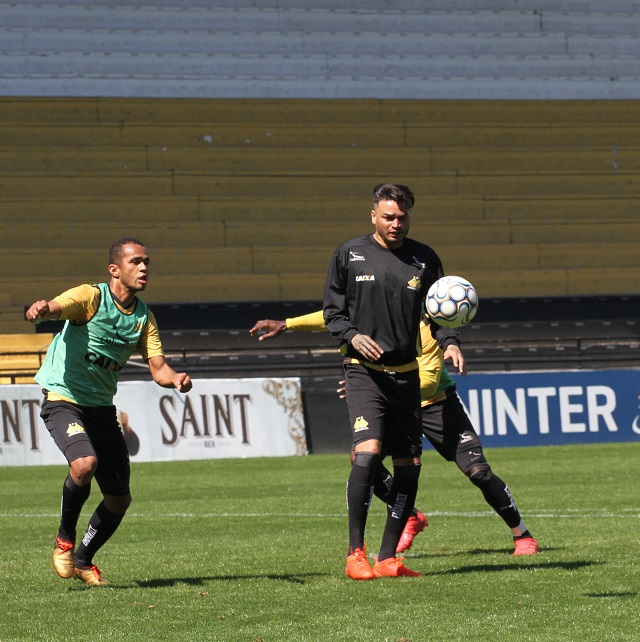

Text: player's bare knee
xmin=69 ymin=456 xmax=97 ymax=484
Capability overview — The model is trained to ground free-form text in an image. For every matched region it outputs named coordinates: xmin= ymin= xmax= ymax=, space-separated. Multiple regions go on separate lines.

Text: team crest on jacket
xmin=353 ymin=416 xmax=369 ymax=432
xmin=407 ymin=276 xmax=421 ymax=291
xmin=66 ymin=422 xmax=85 ymax=437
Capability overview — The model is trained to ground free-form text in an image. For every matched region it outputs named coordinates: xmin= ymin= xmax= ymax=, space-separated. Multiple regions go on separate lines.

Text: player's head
xmin=372 ymin=183 xmax=415 ymax=213
xmin=108 ymin=238 xmax=149 ymax=292
xmin=371 ymin=183 xmax=414 ymax=249
xmin=109 ymin=237 xmax=146 ymax=266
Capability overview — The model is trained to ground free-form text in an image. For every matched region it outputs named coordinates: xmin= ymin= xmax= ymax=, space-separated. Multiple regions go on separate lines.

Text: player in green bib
xmin=26 ymin=238 xmax=192 ymax=586
xmin=36 ymin=281 xmax=150 ymax=406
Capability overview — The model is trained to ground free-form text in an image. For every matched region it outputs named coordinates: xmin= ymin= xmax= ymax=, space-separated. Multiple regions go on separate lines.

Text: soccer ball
xmin=426 ymin=275 xmax=478 ymax=328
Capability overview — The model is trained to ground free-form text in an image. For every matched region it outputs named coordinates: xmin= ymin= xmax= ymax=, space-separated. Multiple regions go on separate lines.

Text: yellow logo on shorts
xmin=66 ymin=422 xmax=85 ymax=437
xmin=353 ymin=416 xmax=369 ymax=432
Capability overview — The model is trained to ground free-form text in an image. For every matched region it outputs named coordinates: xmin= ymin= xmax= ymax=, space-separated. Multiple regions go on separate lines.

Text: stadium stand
xmin=0 ymin=333 xmax=54 ymax=384
xmin=1 ymin=97 xmax=639 ymax=330
xmin=1 ymin=0 xmax=640 ymax=98
xmin=1 ymin=1 xmax=639 ymax=445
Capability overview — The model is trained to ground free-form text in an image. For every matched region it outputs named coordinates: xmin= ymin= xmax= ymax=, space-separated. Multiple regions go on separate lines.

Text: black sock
xmin=378 ymin=464 xmax=421 ymax=561
xmin=74 ymin=501 xmax=124 ymax=567
xmin=58 ymin=474 xmax=91 ymax=543
xmin=372 ymin=463 xmax=419 ymax=517
xmin=514 ymin=530 xmax=532 ymax=541
xmin=372 ymin=462 xmax=393 ymax=503
xmin=347 ymin=452 xmax=379 ymax=555
xmin=470 ymin=469 xmax=522 ymax=529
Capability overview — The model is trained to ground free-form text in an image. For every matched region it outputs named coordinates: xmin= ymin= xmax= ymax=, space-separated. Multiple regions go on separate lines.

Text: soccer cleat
xmin=346 ymin=548 xmax=375 ymax=580
xmin=52 ymin=537 xmax=75 ymax=579
xmin=512 ymin=536 xmax=539 ymax=556
xmin=396 ymin=511 xmax=428 ymax=553
xmin=373 ymin=556 xmax=423 ymax=578
xmin=74 ymin=565 xmax=109 ymax=586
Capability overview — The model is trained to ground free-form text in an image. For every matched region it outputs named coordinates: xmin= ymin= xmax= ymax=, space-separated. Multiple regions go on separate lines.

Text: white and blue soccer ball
xmin=426 ymin=275 xmax=478 ymax=328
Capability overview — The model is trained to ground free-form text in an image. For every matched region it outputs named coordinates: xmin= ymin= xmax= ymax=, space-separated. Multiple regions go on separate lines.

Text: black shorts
xmin=421 ymin=388 xmax=488 ymax=473
xmin=40 ymin=397 xmax=131 ymax=496
xmin=344 ymin=362 xmax=422 ymax=460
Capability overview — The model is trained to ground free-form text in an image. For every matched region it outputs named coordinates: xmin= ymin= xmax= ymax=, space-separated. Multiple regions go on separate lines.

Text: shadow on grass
xmin=410 ymin=545 xmax=561 ymax=559
xmin=132 ymin=571 xmax=329 ymax=588
xmin=422 ymin=559 xmax=604 ymax=577
xmin=67 ymin=572 xmax=328 ymax=590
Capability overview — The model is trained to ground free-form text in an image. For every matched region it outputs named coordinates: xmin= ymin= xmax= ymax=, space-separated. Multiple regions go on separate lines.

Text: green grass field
xmin=1 ymin=442 xmax=638 ymax=642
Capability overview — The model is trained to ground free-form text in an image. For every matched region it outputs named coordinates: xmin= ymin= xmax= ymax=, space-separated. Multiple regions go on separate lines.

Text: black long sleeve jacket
xmin=323 ymin=234 xmax=449 ymax=367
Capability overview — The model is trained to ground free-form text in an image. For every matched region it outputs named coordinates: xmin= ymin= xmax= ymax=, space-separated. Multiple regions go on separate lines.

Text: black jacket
xmin=323 ymin=234 xmax=446 ymax=367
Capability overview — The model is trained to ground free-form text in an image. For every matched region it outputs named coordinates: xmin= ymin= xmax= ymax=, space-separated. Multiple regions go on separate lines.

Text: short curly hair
xmin=108 ymin=237 xmax=146 ymax=265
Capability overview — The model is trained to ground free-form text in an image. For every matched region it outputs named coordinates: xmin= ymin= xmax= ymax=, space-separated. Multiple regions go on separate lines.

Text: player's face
xmin=113 ymin=243 xmax=150 ymax=293
xmin=371 ymin=199 xmax=410 ymax=249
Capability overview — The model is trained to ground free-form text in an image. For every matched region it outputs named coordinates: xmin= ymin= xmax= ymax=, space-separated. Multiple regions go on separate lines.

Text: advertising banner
xmin=0 ymin=378 xmax=307 ymax=467
xmin=452 ymin=369 xmax=640 ymax=448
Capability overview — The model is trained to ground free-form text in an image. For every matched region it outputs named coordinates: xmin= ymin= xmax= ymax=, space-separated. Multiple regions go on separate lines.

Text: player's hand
xmin=174 ymin=372 xmax=192 ymax=393
xmin=25 ymin=300 xmax=52 ymax=323
xmin=249 ymin=319 xmax=287 ymax=341
xmin=444 ymin=344 xmax=467 ymax=375
xmin=337 ymin=379 xmax=346 ymax=399
xmin=351 ymin=334 xmax=384 ymax=361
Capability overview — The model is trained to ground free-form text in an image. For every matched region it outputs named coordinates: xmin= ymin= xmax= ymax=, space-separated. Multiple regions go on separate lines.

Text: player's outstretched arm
xmin=250 ymin=311 xmax=326 ymax=341
xmin=25 ymin=299 xmax=62 ymax=324
xmin=249 ymin=319 xmax=287 ymax=341
xmin=147 ymin=355 xmax=192 ymax=392
xmin=443 ymin=344 xmax=467 ymax=375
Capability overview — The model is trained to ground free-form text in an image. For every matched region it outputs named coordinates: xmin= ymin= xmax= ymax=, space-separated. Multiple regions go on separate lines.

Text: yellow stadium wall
xmin=1 ymin=97 xmax=639 ymax=334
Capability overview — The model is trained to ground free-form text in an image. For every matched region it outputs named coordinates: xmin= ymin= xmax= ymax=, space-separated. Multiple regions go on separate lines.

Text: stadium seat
xmin=0 ymin=333 xmax=53 ymax=383
xmin=1 ymin=2 xmax=640 ymax=342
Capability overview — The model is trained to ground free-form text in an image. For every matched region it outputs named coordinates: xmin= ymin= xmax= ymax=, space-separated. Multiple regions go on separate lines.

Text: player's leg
xmin=374 ymin=459 xmax=423 ymax=577
xmin=347 ymin=450 xmax=380 ymax=545
xmin=377 ymin=460 xmax=422 ymax=557
xmin=371 ymin=458 xmax=393 ymax=499
xmin=390 ymin=364 xmax=439 ymax=550
xmin=73 ymin=405 xmax=132 ymax=584
xmin=41 ymin=399 xmax=97 ymax=579
xmin=441 ymin=391 xmax=539 ymax=555
xmin=358 ymin=446 xmax=428 ymax=554
xmin=343 ymin=364 xmax=385 ymax=579
xmin=373 ymin=370 xmax=423 ymax=577
xmin=345 ymin=447 xmax=380 ymax=580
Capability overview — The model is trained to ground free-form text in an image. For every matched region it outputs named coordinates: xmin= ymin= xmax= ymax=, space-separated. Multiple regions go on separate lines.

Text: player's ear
xmin=108 ymin=263 xmax=120 ymax=279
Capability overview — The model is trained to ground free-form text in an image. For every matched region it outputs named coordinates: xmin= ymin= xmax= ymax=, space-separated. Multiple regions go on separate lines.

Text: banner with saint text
xmin=0 ymin=378 xmax=307 ymax=467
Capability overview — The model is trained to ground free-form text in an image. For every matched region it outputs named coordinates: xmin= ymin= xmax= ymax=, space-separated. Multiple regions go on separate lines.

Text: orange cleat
xmin=346 ymin=548 xmax=375 ymax=580
xmin=373 ymin=556 xmax=423 ymax=578
xmin=74 ymin=565 xmax=109 ymax=586
xmin=396 ymin=511 xmax=428 ymax=553
xmin=52 ymin=537 xmax=75 ymax=579
xmin=512 ymin=536 xmax=539 ymax=556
